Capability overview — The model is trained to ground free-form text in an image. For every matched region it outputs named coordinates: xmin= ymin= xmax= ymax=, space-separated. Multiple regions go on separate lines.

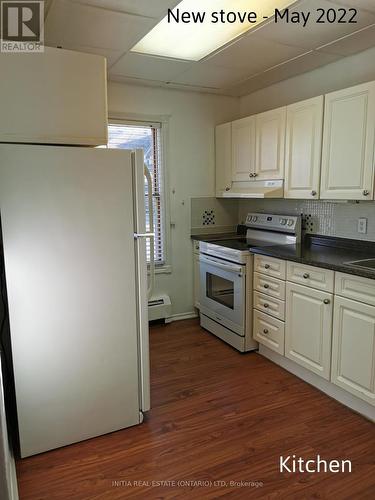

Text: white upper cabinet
xmin=284 ymin=96 xmax=324 ymax=199
xmin=320 ymin=81 xmax=375 ymax=200
xmin=0 ymin=47 xmax=108 ymax=146
xmin=215 ymin=123 xmax=232 ymax=197
xmin=255 ymin=107 xmax=286 ymax=180
xmin=231 ymin=116 xmax=256 ymax=182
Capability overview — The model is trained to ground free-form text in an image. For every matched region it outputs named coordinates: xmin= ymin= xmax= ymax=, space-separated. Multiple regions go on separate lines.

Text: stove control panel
xmin=246 ymin=213 xmax=300 ymax=233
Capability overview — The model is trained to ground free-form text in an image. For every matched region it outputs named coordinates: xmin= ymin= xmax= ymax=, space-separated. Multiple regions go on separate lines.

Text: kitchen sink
xmin=345 ymin=258 xmax=375 ymax=270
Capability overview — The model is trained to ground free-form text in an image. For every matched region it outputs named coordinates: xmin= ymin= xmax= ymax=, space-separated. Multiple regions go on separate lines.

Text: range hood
xmin=221 ymin=180 xmax=284 ymax=199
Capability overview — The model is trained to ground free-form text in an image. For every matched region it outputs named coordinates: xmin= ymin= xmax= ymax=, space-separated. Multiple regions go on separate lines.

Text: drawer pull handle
xmin=303 ymin=273 xmax=310 ymax=279
xmin=263 ymin=329 xmax=269 ymax=334
xmin=323 ymin=299 xmax=330 ymax=305
xmin=264 ymin=264 xmax=270 ymax=269
xmin=225 ymin=187 xmax=230 ymax=191
xmin=311 ymin=190 xmax=317 ymax=196
xmin=263 ymin=303 xmax=269 ymax=308
xmin=263 ymin=284 xmax=270 ymax=289
xmin=363 ymin=190 xmax=370 ymax=196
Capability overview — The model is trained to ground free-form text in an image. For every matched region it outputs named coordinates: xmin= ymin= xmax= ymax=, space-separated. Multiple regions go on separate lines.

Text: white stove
xmin=199 ymin=213 xmax=301 ymax=352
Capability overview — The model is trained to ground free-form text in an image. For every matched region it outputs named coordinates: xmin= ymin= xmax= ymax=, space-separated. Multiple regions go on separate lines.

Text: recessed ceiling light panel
xmin=131 ymin=0 xmax=295 ymax=61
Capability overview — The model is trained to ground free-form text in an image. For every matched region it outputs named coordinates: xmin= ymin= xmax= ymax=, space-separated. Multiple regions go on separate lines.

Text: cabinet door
xmin=0 ymin=47 xmax=108 ymax=146
xmin=320 ymin=81 xmax=375 ymax=200
xmin=285 ymin=282 xmax=333 ymax=380
xmin=215 ymin=123 xmax=232 ymax=197
xmin=285 ymin=96 xmax=323 ymax=199
xmin=255 ymin=107 xmax=286 ymax=180
xmin=332 ymin=296 xmax=375 ymax=405
xmin=193 ymin=253 xmax=200 ymax=309
xmin=231 ymin=116 xmax=255 ymax=182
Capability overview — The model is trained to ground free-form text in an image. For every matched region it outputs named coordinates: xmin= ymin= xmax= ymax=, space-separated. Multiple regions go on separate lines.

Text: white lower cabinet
xmin=253 ymin=310 xmax=285 ymax=355
xmin=331 ymin=296 xmax=375 ymax=406
xmin=285 ymin=282 xmax=333 ymax=380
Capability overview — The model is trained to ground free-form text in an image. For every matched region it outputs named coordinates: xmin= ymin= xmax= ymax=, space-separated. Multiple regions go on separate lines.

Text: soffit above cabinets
xmin=45 ymin=0 xmax=375 ymax=97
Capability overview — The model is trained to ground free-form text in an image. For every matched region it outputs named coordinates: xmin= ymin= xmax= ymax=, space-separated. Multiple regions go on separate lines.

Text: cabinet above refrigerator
xmin=0 ymin=47 xmax=108 ymax=146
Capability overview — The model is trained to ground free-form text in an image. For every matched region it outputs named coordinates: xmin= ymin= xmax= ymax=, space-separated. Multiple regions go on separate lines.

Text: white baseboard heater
xmin=148 ymin=294 xmax=172 ymax=323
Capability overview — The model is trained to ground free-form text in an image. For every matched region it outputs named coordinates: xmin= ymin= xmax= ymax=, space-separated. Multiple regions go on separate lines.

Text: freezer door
xmin=0 ymin=144 xmax=142 ymax=457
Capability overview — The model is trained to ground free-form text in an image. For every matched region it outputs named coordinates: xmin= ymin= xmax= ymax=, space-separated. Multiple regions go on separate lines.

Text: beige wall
xmin=108 ymin=82 xmax=239 ymax=318
xmin=240 ymin=47 xmax=375 ymax=115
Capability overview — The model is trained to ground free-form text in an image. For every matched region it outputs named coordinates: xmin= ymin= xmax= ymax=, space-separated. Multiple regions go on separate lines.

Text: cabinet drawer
xmin=253 ymin=310 xmax=285 ymax=355
xmin=254 ymin=272 xmax=286 ymax=301
xmin=287 ymin=262 xmax=334 ymax=292
xmin=254 ymin=255 xmax=286 ymax=280
xmin=253 ymin=292 xmax=285 ymax=321
xmin=335 ymin=272 xmax=375 ymax=307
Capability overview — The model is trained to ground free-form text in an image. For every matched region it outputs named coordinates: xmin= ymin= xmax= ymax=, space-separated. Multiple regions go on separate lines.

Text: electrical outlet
xmin=358 ymin=218 xmax=368 ymax=234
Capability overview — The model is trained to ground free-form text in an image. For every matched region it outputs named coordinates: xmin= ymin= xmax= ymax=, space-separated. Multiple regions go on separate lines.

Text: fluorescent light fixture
xmin=131 ymin=0 xmax=295 ymax=61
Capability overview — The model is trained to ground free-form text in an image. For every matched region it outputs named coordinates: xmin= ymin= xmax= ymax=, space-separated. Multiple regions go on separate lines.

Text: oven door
xmin=199 ymin=254 xmax=246 ymax=336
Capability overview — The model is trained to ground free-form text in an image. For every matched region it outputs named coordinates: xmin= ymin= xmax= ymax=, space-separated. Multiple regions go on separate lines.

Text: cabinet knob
xmin=263 ymin=303 xmax=269 ymax=308
xmin=303 ymin=273 xmax=310 ymax=279
xmin=311 ymin=190 xmax=317 ymax=196
xmin=249 ymin=173 xmax=254 ymax=178
xmin=263 ymin=284 xmax=270 ymax=289
xmin=263 ymin=329 xmax=269 ymax=334
xmin=253 ymin=173 xmax=258 ymax=177
xmin=264 ymin=264 xmax=270 ymax=269
xmin=323 ymin=299 xmax=330 ymax=305
xmin=363 ymin=190 xmax=370 ymax=196
xmin=225 ymin=187 xmax=230 ymax=191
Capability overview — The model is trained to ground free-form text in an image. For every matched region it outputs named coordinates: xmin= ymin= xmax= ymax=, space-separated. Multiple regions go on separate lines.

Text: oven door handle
xmin=199 ymin=254 xmax=244 ymax=274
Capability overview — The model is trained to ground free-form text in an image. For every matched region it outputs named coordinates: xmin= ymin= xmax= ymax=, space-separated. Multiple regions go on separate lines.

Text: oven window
xmin=206 ymin=273 xmax=234 ymax=309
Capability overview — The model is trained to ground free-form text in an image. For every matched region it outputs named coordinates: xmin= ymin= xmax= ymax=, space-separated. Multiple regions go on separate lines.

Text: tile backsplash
xmin=191 ymin=197 xmax=238 ymax=234
xmin=191 ymin=197 xmax=375 ymax=242
xmin=238 ymin=199 xmax=375 ymax=242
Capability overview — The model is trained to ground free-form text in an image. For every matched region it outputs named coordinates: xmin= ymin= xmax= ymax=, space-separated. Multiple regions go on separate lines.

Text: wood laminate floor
xmin=16 ymin=319 xmax=375 ymax=499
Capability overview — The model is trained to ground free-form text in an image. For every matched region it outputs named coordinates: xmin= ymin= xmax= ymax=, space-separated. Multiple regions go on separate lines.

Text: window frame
xmin=108 ymin=113 xmax=171 ymax=274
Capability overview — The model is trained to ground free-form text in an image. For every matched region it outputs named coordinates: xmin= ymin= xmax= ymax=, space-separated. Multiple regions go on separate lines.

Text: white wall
xmin=108 ymin=82 xmax=239 ymax=318
xmin=240 ymin=47 xmax=375 ymax=115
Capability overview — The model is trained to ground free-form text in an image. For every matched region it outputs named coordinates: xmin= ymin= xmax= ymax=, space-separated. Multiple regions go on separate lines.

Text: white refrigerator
xmin=0 ymin=144 xmax=151 ymax=458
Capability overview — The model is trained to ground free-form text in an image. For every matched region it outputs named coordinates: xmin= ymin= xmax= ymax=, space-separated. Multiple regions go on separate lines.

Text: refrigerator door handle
xmin=144 ymin=165 xmax=155 ymax=300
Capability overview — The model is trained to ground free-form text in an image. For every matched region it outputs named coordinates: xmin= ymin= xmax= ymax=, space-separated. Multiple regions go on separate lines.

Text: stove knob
xmin=287 ymin=219 xmax=294 ymax=227
xmin=280 ymin=218 xmax=287 ymax=225
xmin=252 ymin=216 xmax=258 ymax=222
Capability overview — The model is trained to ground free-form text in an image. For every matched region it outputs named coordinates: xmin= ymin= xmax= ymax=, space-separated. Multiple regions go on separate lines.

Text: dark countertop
xmin=192 ymin=231 xmax=375 ymax=280
xmin=191 ymin=232 xmax=240 ymax=242
xmin=250 ymin=235 xmax=375 ymax=280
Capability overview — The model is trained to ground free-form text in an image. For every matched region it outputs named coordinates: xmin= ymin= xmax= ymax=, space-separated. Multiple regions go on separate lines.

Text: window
xmin=107 ymin=121 xmax=166 ymax=266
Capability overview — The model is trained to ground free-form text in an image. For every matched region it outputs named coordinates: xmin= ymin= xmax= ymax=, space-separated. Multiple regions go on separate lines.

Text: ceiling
xmin=45 ymin=0 xmax=375 ymax=96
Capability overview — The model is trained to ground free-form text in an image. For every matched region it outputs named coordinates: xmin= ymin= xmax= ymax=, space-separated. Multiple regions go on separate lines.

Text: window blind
xmin=107 ymin=122 xmax=165 ymax=265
